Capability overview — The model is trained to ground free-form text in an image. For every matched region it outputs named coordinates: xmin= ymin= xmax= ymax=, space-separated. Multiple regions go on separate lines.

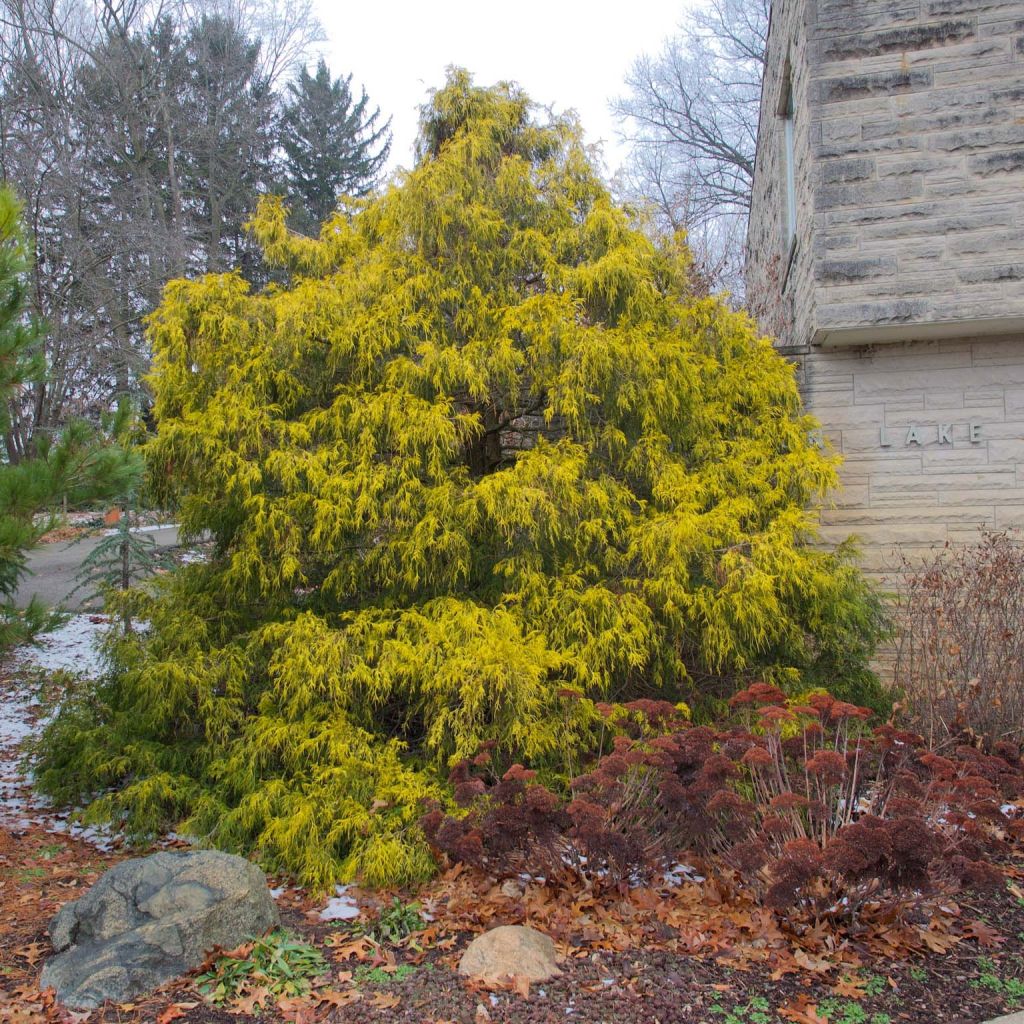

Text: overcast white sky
xmin=311 ymin=1 xmax=693 ymax=181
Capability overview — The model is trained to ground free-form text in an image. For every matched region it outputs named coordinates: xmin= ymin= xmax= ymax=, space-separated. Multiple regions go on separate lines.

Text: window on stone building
xmin=779 ymin=63 xmax=797 ymax=254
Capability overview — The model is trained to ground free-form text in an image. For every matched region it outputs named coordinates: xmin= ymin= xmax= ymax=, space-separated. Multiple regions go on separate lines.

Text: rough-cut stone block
xmin=816 ymin=20 xmax=975 ymax=61
xmin=959 ymin=263 xmax=1024 ymax=283
xmin=817 ymin=257 xmax=897 ymax=282
xmin=814 ymin=69 xmax=933 ymax=104
xmin=820 ymin=157 xmax=876 ymax=183
xmin=817 ymin=176 xmax=923 ymax=210
xmin=969 ymin=148 xmax=1024 ymax=175
xmin=823 ymin=298 xmax=930 ymax=327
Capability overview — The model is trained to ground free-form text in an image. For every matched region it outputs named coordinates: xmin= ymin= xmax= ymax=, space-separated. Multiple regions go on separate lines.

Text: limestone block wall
xmin=748 ymin=0 xmax=1024 ymax=347
xmin=810 ymin=0 xmax=1024 ymax=341
xmin=805 ymin=334 xmax=1024 ymax=577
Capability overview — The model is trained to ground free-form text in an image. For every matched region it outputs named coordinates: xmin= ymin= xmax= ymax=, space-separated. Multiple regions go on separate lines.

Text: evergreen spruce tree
xmin=0 ymin=188 xmax=139 ymax=646
xmin=71 ymin=490 xmax=174 ymax=632
xmin=37 ymin=72 xmax=884 ymax=890
xmin=280 ymin=59 xmax=391 ymax=232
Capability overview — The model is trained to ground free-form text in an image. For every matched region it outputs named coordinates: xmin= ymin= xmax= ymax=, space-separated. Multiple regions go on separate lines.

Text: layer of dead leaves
xmin=0 ymin=826 xmax=127 ymax=1022
xmin=2 ymin=820 xmax=1021 ymax=1023
xmin=414 ymin=859 xmax=993 ymax=977
xmin=37 ymin=525 xmax=91 ymax=545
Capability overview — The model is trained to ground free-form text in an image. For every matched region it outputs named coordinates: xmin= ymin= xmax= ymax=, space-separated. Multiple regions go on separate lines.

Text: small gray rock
xmin=40 ymin=850 xmax=279 ymax=1010
xmin=458 ymin=925 xmax=561 ymax=984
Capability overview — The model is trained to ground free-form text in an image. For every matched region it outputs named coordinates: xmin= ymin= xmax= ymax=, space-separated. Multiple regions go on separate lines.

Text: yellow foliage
xmin=36 ymin=70 xmax=884 ymax=890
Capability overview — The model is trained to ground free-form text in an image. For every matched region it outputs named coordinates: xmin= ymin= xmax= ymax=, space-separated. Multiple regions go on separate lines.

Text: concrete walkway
xmin=14 ymin=526 xmax=180 ymax=610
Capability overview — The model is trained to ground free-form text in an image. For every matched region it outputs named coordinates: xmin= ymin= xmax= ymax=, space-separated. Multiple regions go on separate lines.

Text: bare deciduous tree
xmin=0 ymin=0 xmax=323 ymax=459
xmin=612 ymin=0 xmax=769 ymax=296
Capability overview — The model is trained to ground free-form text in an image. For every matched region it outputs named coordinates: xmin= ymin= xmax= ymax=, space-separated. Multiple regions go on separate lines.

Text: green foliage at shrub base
xmin=195 ymin=930 xmax=326 ymax=1004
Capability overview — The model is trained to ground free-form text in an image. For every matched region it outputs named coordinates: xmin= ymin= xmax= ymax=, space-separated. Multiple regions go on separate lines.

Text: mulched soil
xmin=2 ymin=816 xmax=1022 ymax=1024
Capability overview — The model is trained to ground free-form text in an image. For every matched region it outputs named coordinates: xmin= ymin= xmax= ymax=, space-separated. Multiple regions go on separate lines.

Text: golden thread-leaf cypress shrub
xmin=35 ymin=70 xmax=885 ymax=890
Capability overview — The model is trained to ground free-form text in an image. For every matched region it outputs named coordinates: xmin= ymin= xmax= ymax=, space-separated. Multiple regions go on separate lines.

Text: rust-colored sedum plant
xmin=36 ymin=71 xmax=884 ymax=889
xmin=425 ymin=684 xmax=1022 ymax=921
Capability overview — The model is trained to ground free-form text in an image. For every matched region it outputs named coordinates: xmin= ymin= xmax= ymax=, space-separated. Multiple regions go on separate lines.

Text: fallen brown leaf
xmin=326 ymin=934 xmax=377 ymax=961
xmin=233 ymin=984 xmax=273 ymax=1014
xmin=792 ymin=949 xmax=834 ymax=974
xmin=313 ymin=987 xmax=361 ymax=1009
xmin=779 ymin=994 xmax=831 ymax=1024
xmin=920 ymin=928 xmax=960 ymax=954
xmin=831 ymin=974 xmax=867 ymax=999
xmin=14 ymin=940 xmax=47 ymax=966
xmin=963 ymin=919 xmax=1005 ymax=948
xmin=156 ymin=1003 xmax=198 ymax=1024
xmin=276 ymin=993 xmax=317 ymax=1023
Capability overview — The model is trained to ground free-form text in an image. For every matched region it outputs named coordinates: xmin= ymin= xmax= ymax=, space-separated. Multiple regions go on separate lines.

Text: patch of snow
xmin=102 ymin=522 xmax=179 ymax=537
xmin=44 ymin=818 xmax=115 ymax=852
xmin=318 ymin=884 xmax=361 ymax=921
xmin=488 ymin=994 xmax=500 ymax=1008
xmin=0 ymin=618 xmax=116 ymax=849
xmin=662 ymin=862 xmax=706 ymax=887
xmin=270 ymin=886 xmax=287 ymax=899
xmin=0 ymin=690 xmax=37 ymax=745
xmin=0 ymin=688 xmax=42 ymax=832
xmin=179 ymin=547 xmax=208 ymax=565
xmin=16 ymin=614 xmax=108 ymax=678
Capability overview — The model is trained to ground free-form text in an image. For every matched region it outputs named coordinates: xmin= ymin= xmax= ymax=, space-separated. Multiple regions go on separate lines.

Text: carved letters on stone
xmin=879 ymin=422 xmax=983 ymax=447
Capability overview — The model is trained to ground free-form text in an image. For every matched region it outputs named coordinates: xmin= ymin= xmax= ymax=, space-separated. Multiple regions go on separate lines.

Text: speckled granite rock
xmin=40 ymin=850 xmax=278 ymax=1009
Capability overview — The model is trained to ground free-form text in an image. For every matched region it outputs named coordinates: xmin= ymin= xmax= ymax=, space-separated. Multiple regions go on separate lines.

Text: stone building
xmin=745 ymin=0 xmax=1024 ymax=577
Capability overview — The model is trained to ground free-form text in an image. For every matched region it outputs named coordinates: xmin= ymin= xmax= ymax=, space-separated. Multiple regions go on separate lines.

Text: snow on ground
xmin=0 ymin=687 xmax=37 ymax=822
xmin=179 ymin=547 xmax=208 ymax=565
xmin=318 ymin=884 xmax=362 ymax=921
xmin=0 ymin=681 xmax=117 ymax=850
xmin=662 ymin=862 xmax=706 ymax=887
xmin=15 ymin=613 xmax=109 ymax=678
xmin=1 ymin=615 xmax=116 ymax=849
xmin=101 ymin=521 xmax=179 ymax=537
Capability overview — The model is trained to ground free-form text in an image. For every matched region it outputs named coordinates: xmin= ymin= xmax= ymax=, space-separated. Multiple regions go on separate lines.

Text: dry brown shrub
xmin=894 ymin=531 xmax=1024 ymax=750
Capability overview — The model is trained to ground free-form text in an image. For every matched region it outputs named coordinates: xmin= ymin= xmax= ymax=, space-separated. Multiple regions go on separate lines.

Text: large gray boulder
xmin=40 ymin=849 xmax=279 ymax=1009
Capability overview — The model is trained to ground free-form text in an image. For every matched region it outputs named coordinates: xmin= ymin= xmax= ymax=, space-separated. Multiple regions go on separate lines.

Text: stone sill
xmin=811 ymin=314 xmax=1024 ymax=348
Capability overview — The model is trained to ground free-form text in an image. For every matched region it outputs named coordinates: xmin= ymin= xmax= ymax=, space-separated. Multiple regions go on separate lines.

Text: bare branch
xmin=611 ymin=0 xmax=768 ymax=297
